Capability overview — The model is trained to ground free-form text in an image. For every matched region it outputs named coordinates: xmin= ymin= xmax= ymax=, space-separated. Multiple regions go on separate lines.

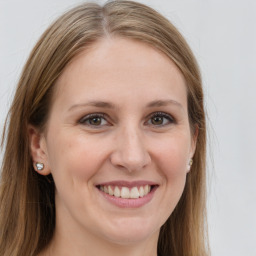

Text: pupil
xmin=152 ymin=116 xmax=163 ymax=125
xmin=90 ymin=117 xmax=101 ymax=125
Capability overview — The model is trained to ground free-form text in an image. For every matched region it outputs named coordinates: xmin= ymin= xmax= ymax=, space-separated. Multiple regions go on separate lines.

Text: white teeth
xmin=144 ymin=185 xmax=150 ymax=194
xmin=100 ymin=185 xmax=152 ymax=199
xmin=130 ymin=187 xmax=140 ymax=199
xmin=104 ymin=186 xmax=108 ymax=193
xmin=108 ymin=185 xmax=114 ymax=196
xmin=121 ymin=187 xmax=130 ymax=198
xmin=139 ymin=186 xmax=145 ymax=197
xmin=114 ymin=186 xmax=121 ymax=197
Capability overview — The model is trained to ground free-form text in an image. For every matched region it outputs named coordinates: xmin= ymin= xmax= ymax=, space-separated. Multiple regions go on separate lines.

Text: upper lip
xmin=96 ymin=180 xmax=158 ymax=188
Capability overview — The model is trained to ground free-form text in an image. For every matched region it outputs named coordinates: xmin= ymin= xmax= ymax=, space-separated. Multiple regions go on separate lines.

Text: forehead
xmin=53 ymin=37 xmax=187 ymax=110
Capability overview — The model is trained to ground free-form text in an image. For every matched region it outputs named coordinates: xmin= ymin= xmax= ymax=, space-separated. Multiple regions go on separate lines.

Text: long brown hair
xmin=0 ymin=1 xmax=209 ymax=255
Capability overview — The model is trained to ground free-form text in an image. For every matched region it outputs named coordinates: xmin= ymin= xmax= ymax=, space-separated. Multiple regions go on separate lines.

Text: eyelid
xmin=79 ymin=113 xmax=109 ymax=126
xmin=146 ymin=111 xmax=175 ymax=126
xmin=78 ymin=111 xmax=175 ymax=128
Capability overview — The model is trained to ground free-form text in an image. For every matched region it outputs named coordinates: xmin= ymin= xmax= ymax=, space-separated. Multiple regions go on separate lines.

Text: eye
xmin=147 ymin=112 xmax=174 ymax=126
xmin=79 ymin=113 xmax=108 ymax=127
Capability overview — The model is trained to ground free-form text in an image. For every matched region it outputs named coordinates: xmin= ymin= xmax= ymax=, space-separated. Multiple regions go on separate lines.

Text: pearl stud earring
xmin=36 ymin=162 xmax=44 ymax=171
xmin=187 ymin=159 xmax=193 ymax=171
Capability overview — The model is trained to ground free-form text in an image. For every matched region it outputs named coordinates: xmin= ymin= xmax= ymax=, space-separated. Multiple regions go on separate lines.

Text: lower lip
xmin=98 ymin=186 xmax=158 ymax=208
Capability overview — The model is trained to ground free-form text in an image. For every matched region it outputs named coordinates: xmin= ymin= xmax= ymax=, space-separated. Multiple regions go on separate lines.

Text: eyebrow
xmin=146 ymin=99 xmax=184 ymax=109
xmin=68 ymin=101 xmax=115 ymax=112
xmin=68 ymin=99 xmax=183 ymax=112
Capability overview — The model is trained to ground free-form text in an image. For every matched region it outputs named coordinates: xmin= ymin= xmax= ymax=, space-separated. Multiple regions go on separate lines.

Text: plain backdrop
xmin=0 ymin=0 xmax=255 ymax=255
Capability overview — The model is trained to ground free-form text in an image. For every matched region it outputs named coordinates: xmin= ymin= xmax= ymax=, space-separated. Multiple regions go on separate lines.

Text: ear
xmin=190 ymin=124 xmax=199 ymax=158
xmin=187 ymin=124 xmax=199 ymax=173
xmin=28 ymin=125 xmax=51 ymax=176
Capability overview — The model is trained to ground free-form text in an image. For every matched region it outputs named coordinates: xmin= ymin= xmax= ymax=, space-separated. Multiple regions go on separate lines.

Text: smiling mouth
xmin=97 ymin=185 xmax=157 ymax=199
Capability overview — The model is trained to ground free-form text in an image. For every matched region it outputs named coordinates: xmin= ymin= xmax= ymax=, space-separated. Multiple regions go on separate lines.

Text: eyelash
xmin=78 ymin=112 xmax=175 ymax=128
xmin=146 ymin=112 xmax=175 ymax=126
xmin=79 ymin=113 xmax=108 ymax=127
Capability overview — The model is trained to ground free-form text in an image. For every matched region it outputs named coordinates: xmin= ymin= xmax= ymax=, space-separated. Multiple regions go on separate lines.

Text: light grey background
xmin=0 ymin=0 xmax=255 ymax=255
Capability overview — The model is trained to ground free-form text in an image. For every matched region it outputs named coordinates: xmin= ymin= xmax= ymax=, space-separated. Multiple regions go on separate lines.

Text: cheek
xmin=159 ymin=147 xmax=187 ymax=194
xmin=46 ymin=131 xmax=107 ymax=184
xmin=153 ymin=135 xmax=190 ymax=178
xmin=150 ymin=135 xmax=190 ymax=222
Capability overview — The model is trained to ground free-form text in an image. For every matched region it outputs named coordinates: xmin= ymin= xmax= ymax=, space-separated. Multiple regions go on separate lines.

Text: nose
xmin=110 ymin=126 xmax=151 ymax=172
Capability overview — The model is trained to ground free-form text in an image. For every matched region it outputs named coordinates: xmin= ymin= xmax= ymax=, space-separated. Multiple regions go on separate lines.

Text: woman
xmin=0 ymin=1 xmax=209 ymax=255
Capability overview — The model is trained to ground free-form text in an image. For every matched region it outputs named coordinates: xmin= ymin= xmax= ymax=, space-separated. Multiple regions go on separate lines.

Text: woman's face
xmin=35 ymin=38 xmax=196 ymax=246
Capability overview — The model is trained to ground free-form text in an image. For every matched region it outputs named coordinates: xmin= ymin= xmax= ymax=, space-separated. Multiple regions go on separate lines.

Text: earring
xmin=35 ymin=162 xmax=44 ymax=171
xmin=187 ymin=159 xmax=193 ymax=171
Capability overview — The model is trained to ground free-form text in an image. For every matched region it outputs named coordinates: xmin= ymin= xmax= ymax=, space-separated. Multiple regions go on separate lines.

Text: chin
xmin=99 ymin=217 xmax=160 ymax=245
